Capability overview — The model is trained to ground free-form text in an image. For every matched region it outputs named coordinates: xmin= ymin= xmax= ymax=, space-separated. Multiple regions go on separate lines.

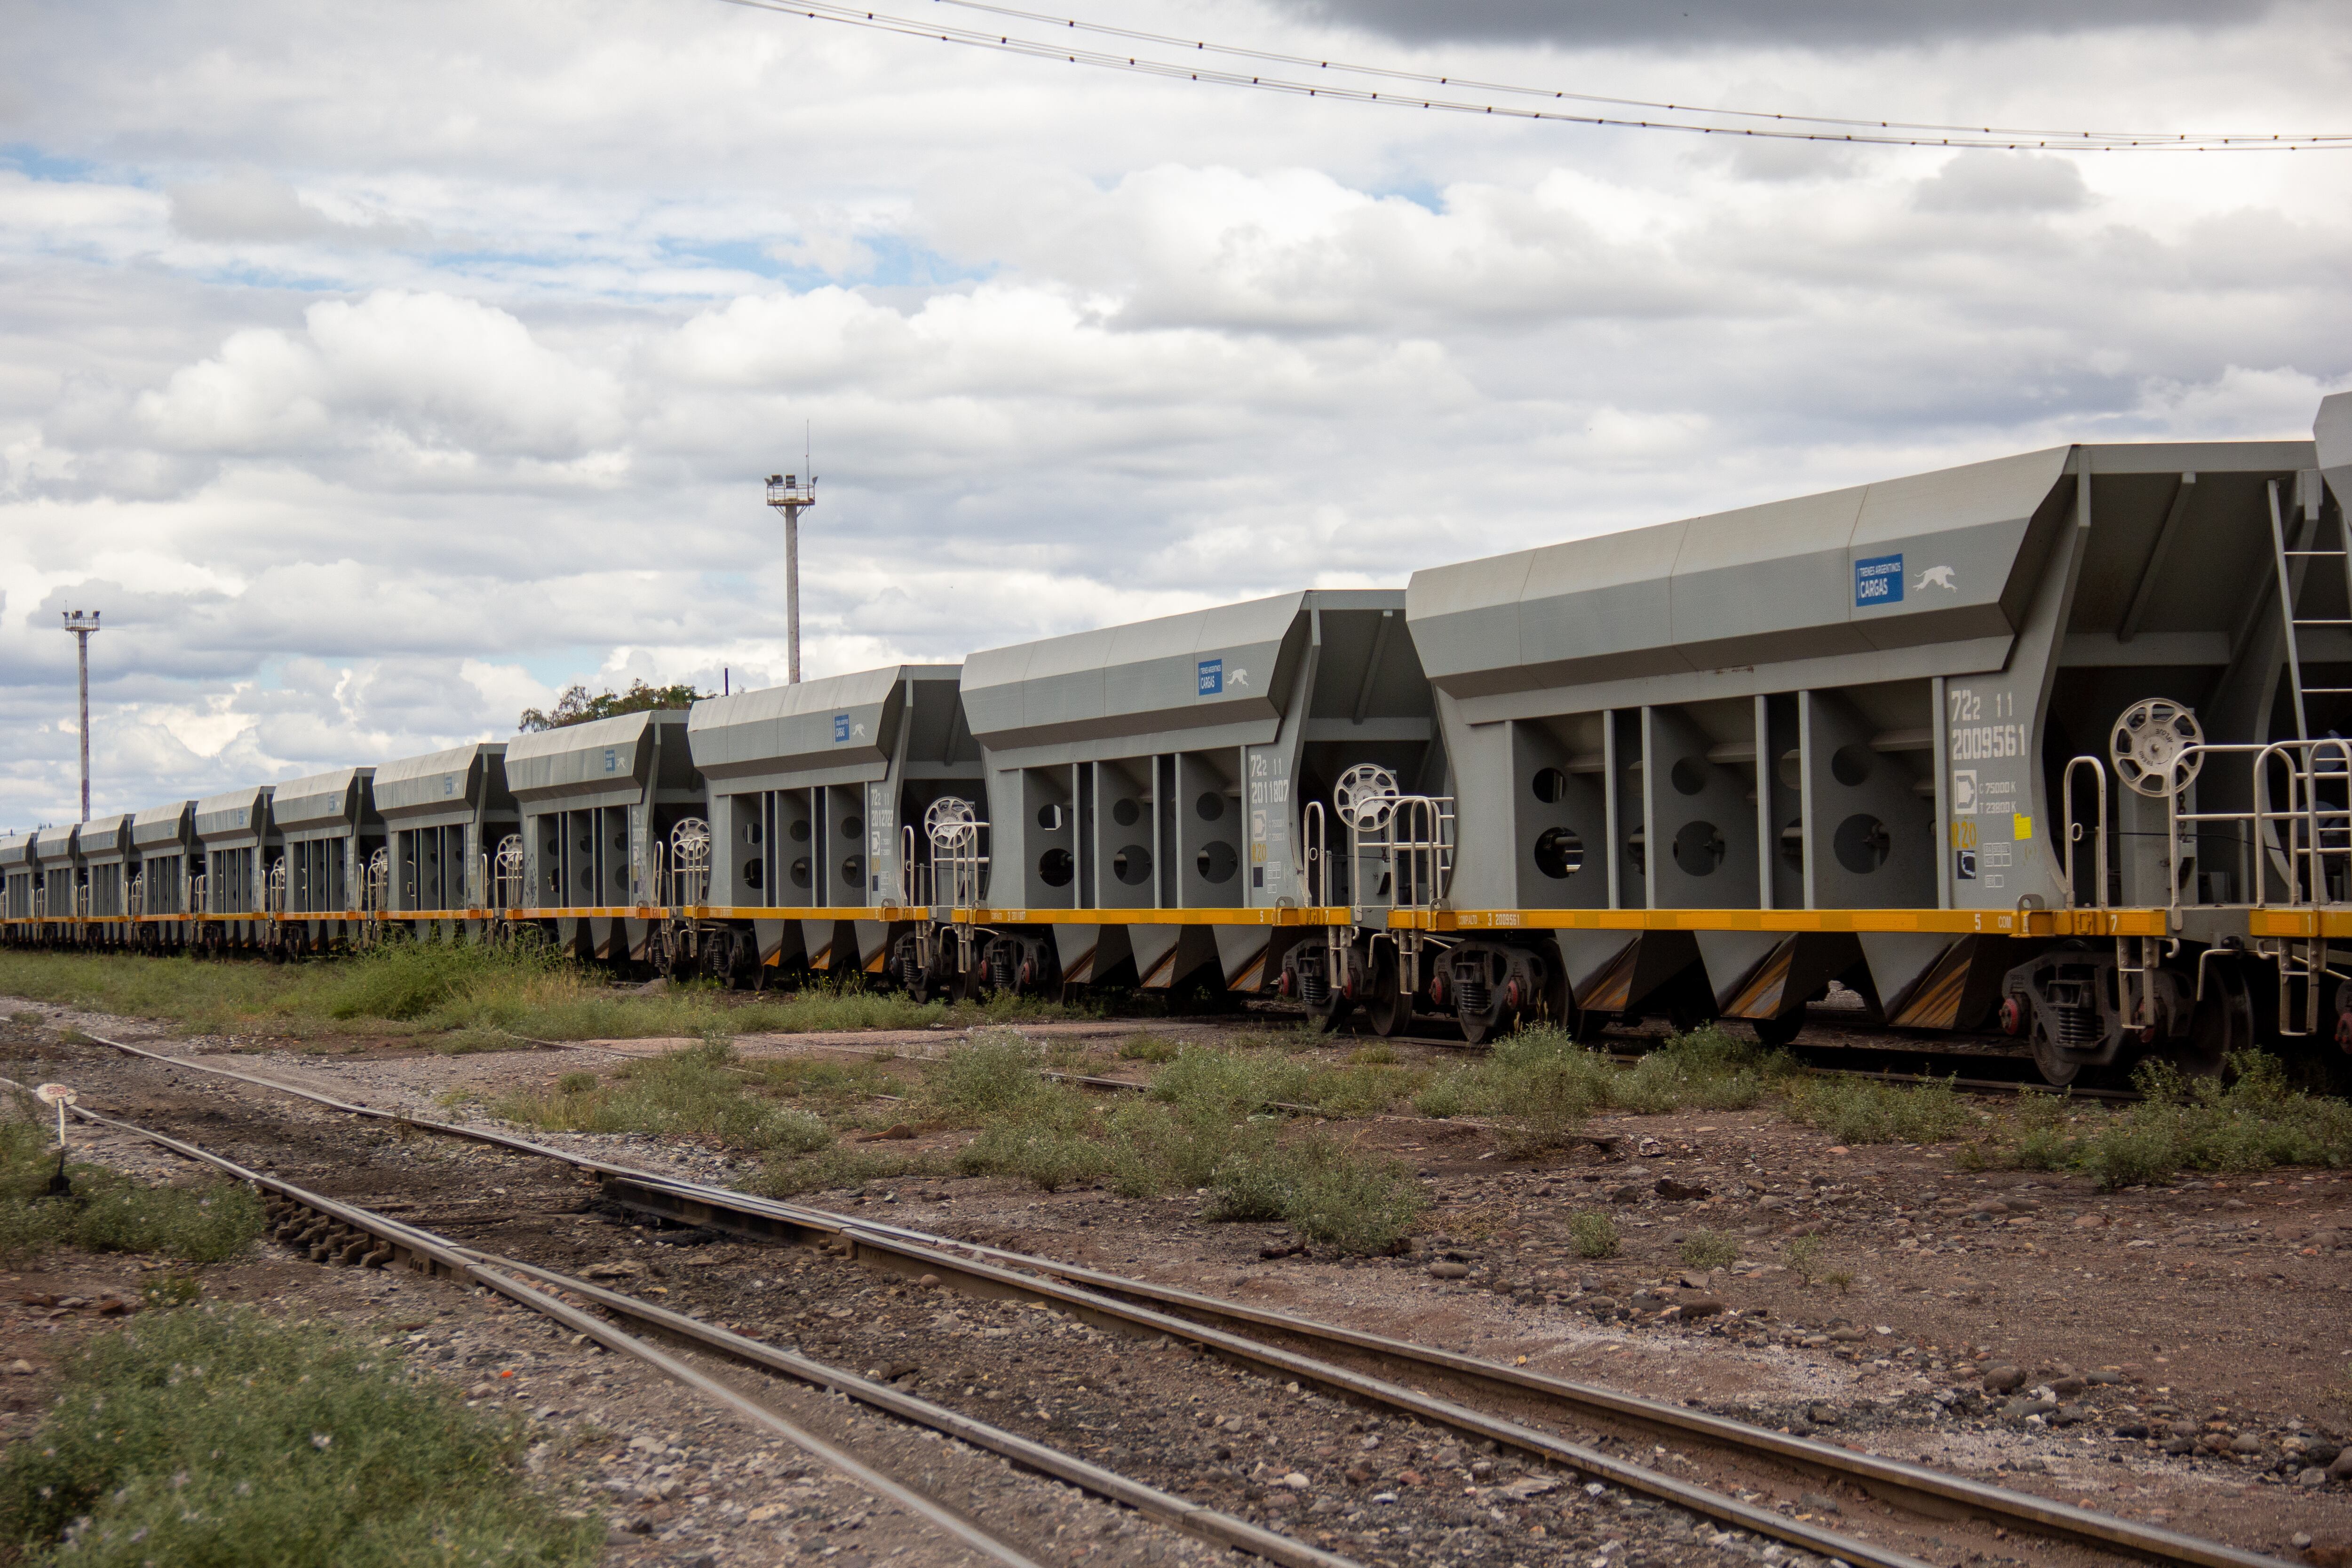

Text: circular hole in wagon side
xmin=1672 ymin=821 xmax=1725 ymax=877
xmin=1831 ymin=744 xmax=1875 ymax=788
xmin=1533 ymin=826 xmax=1584 ymax=879
xmin=1834 ymin=814 xmax=1891 ymax=874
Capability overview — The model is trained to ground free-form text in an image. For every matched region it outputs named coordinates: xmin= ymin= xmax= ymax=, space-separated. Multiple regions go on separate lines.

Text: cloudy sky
xmin=3 ymin=0 xmax=2347 ymax=828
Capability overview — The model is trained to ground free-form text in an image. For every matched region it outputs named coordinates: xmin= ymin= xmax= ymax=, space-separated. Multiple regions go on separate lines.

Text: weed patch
xmin=747 ymin=1146 xmax=947 ymax=1196
xmin=1679 ymin=1228 xmax=1740 ymax=1270
xmin=492 ymin=1041 xmax=835 ymax=1153
xmin=1568 ymin=1211 xmax=1620 ymax=1259
xmin=1205 ymin=1135 xmax=1424 ymax=1254
xmin=1971 ymin=1053 xmax=2352 ymax=1189
xmin=1782 ymin=1075 xmax=1977 ymax=1144
xmin=0 ymin=1119 xmax=262 ymax=1265
xmin=0 ymin=1307 xmax=598 ymax=1566
xmin=1117 ymin=1032 xmax=1180 ymax=1063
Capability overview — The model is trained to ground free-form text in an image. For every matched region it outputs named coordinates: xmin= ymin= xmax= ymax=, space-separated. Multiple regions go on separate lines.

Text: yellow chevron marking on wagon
xmin=1390 ymin=906 xmax=2169 ymax=937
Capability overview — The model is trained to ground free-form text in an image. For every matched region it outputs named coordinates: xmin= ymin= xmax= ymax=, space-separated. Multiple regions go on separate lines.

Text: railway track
xmin=18 ymin=1079 xmax=1352 ymax=1568
xmin=53 ymin=1027 xmax=2294 ymax=1568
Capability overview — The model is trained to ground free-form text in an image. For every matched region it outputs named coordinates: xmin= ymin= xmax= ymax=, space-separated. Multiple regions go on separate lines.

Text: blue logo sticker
xmin=443 ymin=774 xmax=455 ymax=796
xmin=602 ymin=747 xmax=618 ymax=773
xmin=833 ymin=713 xmax=851 ymax=743
xmin=1198 ymin=658 xmax=1224 ymax=697
xmin=1855 ymin=554 xmax=1904 ymax=608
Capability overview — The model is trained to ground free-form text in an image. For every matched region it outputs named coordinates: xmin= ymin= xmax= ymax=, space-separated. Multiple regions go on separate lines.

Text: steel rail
xmin=482 ymin=1254 xmax=1358 ymax=1568
xmin=7 ymin=1087 xmax=1044 ymax=1568
xmin=26 ymin=1084 xmax=1353 ymax=1568
xmin=70 ymin=1030 xmax=2292 ymax=1568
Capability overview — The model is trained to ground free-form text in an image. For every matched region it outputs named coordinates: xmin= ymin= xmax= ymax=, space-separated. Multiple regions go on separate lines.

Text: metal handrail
xmin=668 ymin=819 xmax=711 ymax=909
xmin=2165 ymin=737 xmax=2352 ymax=909
xmin=492 ymin=837 xmax=523 ymax=912
xmin=1302 ymin=800 xmax=1329 ymax=908
xmin=1348 ymin=793 xmax=1457 ymax=914
xmin=929 ymin=821 xmax=989 ymax=912
xmin=2060 ymin=755 xmax=2109 ymax=910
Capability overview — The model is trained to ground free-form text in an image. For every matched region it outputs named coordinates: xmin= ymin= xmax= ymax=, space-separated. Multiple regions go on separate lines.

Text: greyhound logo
xmin=1229 ymin=668 xmax=1249 ymax=689
xmin=851 ymin=722 xmax=868 ymax=740
xmin=1916 ymin=565 xmax=1959 ymax=593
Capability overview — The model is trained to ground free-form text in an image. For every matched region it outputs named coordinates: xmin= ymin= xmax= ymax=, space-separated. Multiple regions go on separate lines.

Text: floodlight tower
xmin=764 ymin=470 xmax=816 ymax=684
xmin=59 ymin=610 xmax=100 ymax=822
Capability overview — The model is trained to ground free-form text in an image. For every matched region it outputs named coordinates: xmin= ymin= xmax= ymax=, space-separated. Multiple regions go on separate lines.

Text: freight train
xmin=9 ymin=393 xmax=2352 ymax=1086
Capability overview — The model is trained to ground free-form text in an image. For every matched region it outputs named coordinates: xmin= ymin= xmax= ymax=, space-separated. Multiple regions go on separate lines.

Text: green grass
xmin=0 ymin=1307 xmax=599 ymax=1567
xmin=0 ymin=946 xmax=1084 ymax=1045
xmin=492 ymin=1039 xmax=835 ymax=1154
xmin=1679 ymin=1228 xmax=1740 ymax=1270
xmin=1119 ymin=1032 xmax=1181 ymax=1063
xmin=1569 ymin=1211 xmax=1620 ymax=1259
xmin=0 ymin=1117 xmax=264 ymax=1265
xmin=1967 ymin=1053 xmax=2352 ymax=1189
xmin=761 ymin=1033 xmax=1432 ymax=1252
xmin=747 ymin=1146 xmax=948 ymax=1196
xmin=1782 ymin=1073 xmax=1978 ymax=1144
xmin=1412 ymin=1025 xmax=1992 ymax=1156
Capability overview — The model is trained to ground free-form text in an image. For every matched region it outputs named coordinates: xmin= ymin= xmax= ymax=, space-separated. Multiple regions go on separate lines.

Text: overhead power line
xmin=715 ymin=0 xmax=2350 ymax=152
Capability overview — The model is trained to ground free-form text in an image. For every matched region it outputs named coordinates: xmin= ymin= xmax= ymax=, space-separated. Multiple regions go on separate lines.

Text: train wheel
xmin=2027 ymin=1021 xmax=2082 ymax=1087
xmin=1751 ymin=1013 xmax=1803 ymax=1048
xmin=1366 ymin=951 xmax=1409 ymax=1038
xmin=1459 ymin=1009 xmax=1502 ymax=1047
xmin=2171 ymin=959 xmax=2249 ymax=1077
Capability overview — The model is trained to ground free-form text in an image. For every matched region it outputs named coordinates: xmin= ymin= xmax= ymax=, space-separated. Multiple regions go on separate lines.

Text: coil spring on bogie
xmin=1298 ymin=968 xmax=1330 ymax=1006
xmin=2053 ymin=1005 xmax=2101 ymax=1049
xmin=987 ymin=943 xmax=1017 ymax=990
xmin=1454 ymin=976 xmax=1491 ymax=1015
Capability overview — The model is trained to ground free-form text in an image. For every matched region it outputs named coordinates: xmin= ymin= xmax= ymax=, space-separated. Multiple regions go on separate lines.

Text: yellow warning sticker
xmin=2013 ymin=813 xmax=2034 ymax=840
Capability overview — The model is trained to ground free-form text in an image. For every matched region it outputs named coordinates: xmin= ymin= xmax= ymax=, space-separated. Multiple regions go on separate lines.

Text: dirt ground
xmin=4 ymin=993 xmax=2349 ymax=1568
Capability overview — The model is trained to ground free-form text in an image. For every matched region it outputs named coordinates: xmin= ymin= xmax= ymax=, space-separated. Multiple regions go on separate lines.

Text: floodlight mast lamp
xmin=765 ymin=472 xmax=816 ymax=684
xmin=59 ymin=610 xmax=99 ymax=823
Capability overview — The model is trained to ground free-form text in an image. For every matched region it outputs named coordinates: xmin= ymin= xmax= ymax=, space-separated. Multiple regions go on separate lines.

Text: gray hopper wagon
xmin=373 ymin=742 xmax=517 ymax=932
xmin=952 ymin=590 xmax=1439 ymax=1002
xmin=0 ymin=834 xmax=36 ymax=924
xmin=506 ymin=709 xmax=700 ymax=962
xmin=128 ymin=801 xmax=198 ymax=939
xmin=191 ymin=785 xmax=278 ymax=947
xmin=31 ymin=824 xmax=80 ymax=930
xmin=1380 ymin=398 xmax=2349 ymax=1080
xmin=268 ymin=767 xmax=380 ymax=946
xmin=77 ymin=814 xmax=136 ymax=932
xmin=684 ymin=664 xmax=979 ymax=989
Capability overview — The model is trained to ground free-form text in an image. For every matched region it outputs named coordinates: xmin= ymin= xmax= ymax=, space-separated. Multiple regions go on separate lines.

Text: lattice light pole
xmin=59 ymin=610 xmax=100 ymax=823
xmin=765 ymin=472 xmax=816 ymax=684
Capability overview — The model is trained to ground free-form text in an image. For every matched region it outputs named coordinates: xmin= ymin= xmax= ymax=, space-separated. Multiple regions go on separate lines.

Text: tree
xmin=517 ymin=678 xmax=711 ymax=732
